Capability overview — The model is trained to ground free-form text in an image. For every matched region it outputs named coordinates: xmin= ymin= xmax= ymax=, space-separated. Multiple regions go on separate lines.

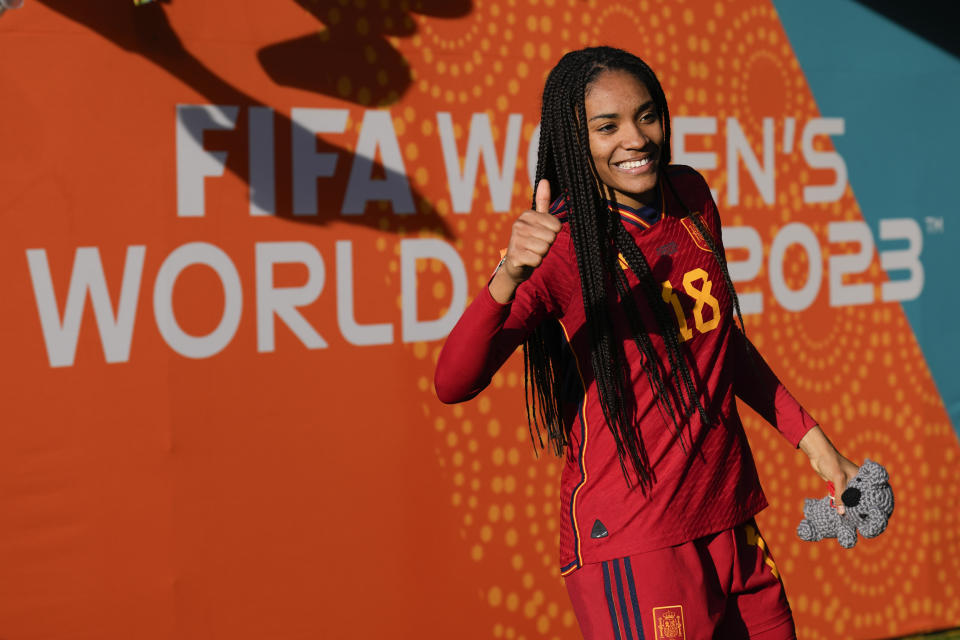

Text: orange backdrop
xmin=0 ymin=1 xmax=957 ymax=639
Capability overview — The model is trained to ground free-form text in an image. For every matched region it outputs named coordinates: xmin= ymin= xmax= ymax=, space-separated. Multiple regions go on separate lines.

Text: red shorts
xmin=564 ymin=519 xmax=796 ymax=640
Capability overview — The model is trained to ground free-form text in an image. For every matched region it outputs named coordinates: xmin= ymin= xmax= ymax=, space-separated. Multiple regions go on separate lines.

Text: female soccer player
xmin=435 ymin=46 xmax=857 ymax=640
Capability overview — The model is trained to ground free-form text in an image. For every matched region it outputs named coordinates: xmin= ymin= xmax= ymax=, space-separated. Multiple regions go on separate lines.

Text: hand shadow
xmin=257 ymin=0 xmax=472 ymax=107
xmin=34 ymin=0 xmax=458 ymax=236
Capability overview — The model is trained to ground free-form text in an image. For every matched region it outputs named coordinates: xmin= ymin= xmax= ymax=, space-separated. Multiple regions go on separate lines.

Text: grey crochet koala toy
xmin=796 ymin=459 xmax=894 ymax=549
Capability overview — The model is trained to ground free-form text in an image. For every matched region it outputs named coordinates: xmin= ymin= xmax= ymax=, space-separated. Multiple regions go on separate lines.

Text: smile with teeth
xmin=616 ymin=157 xmax=652 ymax=169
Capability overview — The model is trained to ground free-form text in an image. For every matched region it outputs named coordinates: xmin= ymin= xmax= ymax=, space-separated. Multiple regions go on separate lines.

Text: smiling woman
xmin=435 ymin=46 xmax=858 ymax=640
xmin=585 ymin=70 xmax=663 ymax=208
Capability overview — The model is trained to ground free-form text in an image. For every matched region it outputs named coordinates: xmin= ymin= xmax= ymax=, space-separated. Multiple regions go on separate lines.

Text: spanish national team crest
xmin=679 ymin=213 xmax=712 ymax=252
xmin=652 ymin=605 xmax=686 ymax=640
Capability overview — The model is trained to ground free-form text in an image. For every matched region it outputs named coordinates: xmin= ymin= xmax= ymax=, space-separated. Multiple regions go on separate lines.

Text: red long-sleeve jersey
xmin=435 ymin=166 xmax=816 ymax=575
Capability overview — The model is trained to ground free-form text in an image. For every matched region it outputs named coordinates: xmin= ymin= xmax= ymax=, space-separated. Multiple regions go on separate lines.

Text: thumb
xmin=835 ymin=458 xmax=860 ymax=516
xmin=832 ymin=472 xmax=853 ymax=515
xmin=534 ymin=179 xmax=551 ymax=214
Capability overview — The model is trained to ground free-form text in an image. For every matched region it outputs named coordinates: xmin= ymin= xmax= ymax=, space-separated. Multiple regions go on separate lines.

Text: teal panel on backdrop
xmin=772 ymin=0 xmax=960 ymax=436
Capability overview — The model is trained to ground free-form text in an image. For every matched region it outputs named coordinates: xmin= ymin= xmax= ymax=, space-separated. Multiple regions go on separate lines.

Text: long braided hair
xmin=523 ymin=46 xmax=747 ymax=490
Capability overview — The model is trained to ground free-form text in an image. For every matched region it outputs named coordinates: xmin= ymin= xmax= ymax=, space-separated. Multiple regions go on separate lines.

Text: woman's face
xmin=584 ymin=69 xmax=664 ymax=209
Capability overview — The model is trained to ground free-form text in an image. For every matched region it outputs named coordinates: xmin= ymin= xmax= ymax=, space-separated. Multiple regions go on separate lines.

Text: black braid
xmin=522 ymin=46 xmax=744 ymax=489
xmin=523 ymin=319 xmax=566 ymax=455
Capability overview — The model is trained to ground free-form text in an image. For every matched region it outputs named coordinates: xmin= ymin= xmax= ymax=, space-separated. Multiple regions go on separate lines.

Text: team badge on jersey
xmin=679 ymin=213 xmax=712 ymax=253
xmin=653 ymin=605 xmax=686 ymax=639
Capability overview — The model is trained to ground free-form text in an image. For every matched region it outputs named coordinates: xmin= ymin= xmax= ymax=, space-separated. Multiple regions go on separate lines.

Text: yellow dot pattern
xmin=373 ymin=1 xmax=960 ymax=638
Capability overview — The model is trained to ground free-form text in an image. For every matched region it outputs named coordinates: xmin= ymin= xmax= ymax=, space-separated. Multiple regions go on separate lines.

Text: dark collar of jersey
xmin=548 ymin=186 xmax=664 ymax=230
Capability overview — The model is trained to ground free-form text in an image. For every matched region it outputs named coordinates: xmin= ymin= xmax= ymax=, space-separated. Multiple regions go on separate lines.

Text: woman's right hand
xmin=489 ymin=179 xmax=562 ymax=303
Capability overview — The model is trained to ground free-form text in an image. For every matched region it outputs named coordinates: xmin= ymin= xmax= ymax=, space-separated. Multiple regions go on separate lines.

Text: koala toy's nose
xmin=842 ymin=486 xmax=862 ymax=508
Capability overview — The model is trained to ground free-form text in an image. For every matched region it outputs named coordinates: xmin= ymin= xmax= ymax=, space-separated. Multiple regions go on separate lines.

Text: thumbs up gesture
xmin=489 ymin=179 xmax=562 ymax=303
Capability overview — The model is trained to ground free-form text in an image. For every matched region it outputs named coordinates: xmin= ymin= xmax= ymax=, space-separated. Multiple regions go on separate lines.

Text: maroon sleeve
xmin=731 ymin=327 xmax=818 ymax=448
xmin=434 ymin=234 xmax=573 ymax=404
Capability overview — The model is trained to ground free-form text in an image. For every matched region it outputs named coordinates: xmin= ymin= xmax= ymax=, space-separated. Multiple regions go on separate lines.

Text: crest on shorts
xmin=679 ymin=213 xmax=712 ymax=253
xmin=652 ymin=605 xmax=686 ymax=639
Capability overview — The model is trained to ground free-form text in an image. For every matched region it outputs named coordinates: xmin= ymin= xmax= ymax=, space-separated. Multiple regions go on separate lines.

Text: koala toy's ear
xmin=861 ymin=459 xmax=889 ymax=483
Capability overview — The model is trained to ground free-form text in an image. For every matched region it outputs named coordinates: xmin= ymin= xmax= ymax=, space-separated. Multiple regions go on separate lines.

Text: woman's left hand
xmin=798 ymin=426 xmax=860 ymax=515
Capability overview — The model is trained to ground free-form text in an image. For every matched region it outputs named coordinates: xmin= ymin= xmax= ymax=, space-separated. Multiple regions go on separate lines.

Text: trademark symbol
xmin=925 ymin=216 xmax=944 ymax=234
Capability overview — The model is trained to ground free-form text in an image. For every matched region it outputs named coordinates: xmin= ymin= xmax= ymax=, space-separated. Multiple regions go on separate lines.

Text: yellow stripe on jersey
xmin=558 ymin=319 xmax=590 ymax=575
